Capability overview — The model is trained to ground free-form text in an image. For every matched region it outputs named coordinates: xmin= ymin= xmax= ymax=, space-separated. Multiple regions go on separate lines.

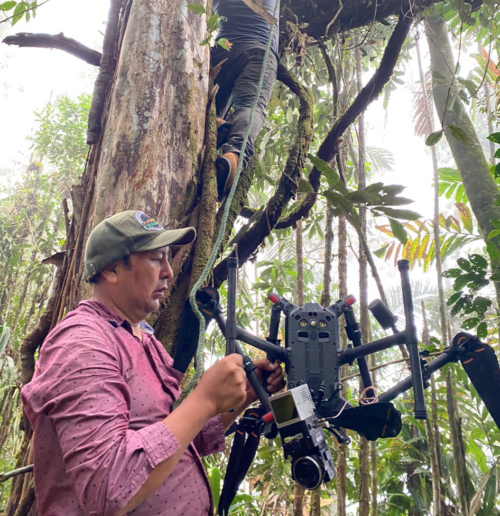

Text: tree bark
xmin=416 ymin=35 xmax=448 ymax=346
xmin=287 ymin=0 xmax=441 ymax=39
xmin=309 ymin=489 xmax=321 ymax=516
xmin=422 ymin=302 xmax=442 ymax=516
xmin=355 ymin=38 xmax=371 ymax=516
xmin=294 ymin=218 xmax=306 ymax=515
xmin=426 ymin=15 xmax=500 ymax=334
xmin=446 ymin=370 xmax=470 ymax=515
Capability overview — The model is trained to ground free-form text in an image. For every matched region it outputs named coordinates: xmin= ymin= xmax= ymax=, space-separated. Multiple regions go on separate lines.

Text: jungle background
xmin=1 ymin=0 xmax=500 ymax=514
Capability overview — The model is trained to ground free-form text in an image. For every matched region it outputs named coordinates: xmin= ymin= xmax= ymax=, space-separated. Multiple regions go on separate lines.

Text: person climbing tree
xmin=212 ymin=0 xmax=280 ymax=201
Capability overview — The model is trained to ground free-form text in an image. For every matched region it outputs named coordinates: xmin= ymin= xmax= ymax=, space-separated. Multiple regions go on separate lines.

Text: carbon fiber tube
xmin=378 ymin=351 xmax=453 ymax=402
xmin=398 ymin=260 xmax=427 ymax=420
xmin=226 ymin=257 xmax=238 ymax=355
xmin=343 ymin=306 xmax=375 ymax=397
xmin=215 ymin=312 xmax=287 ymax=362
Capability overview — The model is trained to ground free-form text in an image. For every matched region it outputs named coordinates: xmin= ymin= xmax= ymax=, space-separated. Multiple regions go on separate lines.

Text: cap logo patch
xmin=135 ymin=211 xmax=164 ymax=231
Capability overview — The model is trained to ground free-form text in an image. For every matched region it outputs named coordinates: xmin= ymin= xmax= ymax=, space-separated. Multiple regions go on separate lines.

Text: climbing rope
xmin=177 ymin=0 xmax=281 ymax=404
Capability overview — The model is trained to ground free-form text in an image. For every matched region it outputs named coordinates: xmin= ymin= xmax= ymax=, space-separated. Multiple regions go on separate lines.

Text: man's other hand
xmin=246 ymin=359 xmax=285 ymax=404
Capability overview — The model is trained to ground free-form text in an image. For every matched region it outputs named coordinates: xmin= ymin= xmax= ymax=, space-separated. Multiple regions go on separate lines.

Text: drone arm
xmin=344 ymin=306 xmax=375 ymax=397
xmin=215 ymin=311 xmax=288 ymax=362
xmin=378 ymin=350 xmax=455 ymax=403
xmin=399 ymin=261 xmax=427 ymax=419
xmin=339 ymin=332 xmax=408 ymax=365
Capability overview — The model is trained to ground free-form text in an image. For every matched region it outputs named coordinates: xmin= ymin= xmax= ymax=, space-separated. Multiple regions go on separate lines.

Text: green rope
xmin=176 ymin=0 xmax=280 ymax=405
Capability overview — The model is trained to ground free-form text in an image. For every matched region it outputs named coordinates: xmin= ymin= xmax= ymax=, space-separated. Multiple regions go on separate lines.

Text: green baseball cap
xmin=83 ymin=210 xmax=196 ymax=282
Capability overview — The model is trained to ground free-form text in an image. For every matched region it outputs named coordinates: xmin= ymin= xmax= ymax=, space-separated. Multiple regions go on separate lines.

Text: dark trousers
xmin=212 ymin=42 xmax=278 ymax=167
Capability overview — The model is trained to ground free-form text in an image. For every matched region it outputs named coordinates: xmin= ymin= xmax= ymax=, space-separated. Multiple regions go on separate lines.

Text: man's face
xmin=114 ymin=246 xmax=173 ymax=322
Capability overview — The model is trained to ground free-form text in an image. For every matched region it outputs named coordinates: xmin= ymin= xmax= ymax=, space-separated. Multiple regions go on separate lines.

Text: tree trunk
xmin=336 ymin=137 xmax=349 ymax=516
xmin=426 ymin=15 xmax=500 ymax=329
xmin=416 ymin=35 xmax=448 ymax=346
xmin=294 ymin=218 xmax=306 ymax=515
xmin=422 ymin=302 xmax=442 ymax=516
xmin=446 ymin=370 xmax=470 ymax=515
xmin=309 ymin=488 xmax=321 ymax=516
xmin=69 ymin=0 xmax=210 ymax=309
xmin=355 ymin=40 xmax=371 ymax=516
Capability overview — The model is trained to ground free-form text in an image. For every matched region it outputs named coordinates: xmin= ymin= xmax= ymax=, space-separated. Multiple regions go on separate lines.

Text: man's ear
xmin=100 ymin=262 xmax=120 ymax=285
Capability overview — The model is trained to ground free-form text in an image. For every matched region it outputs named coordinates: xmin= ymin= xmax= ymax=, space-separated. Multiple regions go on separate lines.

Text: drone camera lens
xmin=292 ymin=456 xmax=324 ymax=491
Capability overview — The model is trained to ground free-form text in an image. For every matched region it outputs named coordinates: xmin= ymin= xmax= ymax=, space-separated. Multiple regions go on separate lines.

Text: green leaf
xmin=297 ymin=179 xmax=314 ymax=193
xmin=442 ymin=268 xmax=463 ymax=278
xmin=207 ymin=13 xmax=220 ymax=32
xmin=0 ymin=326 xmax=10 ymax=358
xmin=389 ymin=218 xmax=408 ymax=245
xmin=453 ymin=273 xmax=477 ymax=291
xmin=486 ymin=241 xmax=500 ymax=261
xmin=381 ymin=184 xmax=406 ymax=196
xmin=217 ymin=38 xmax=230 ymax=50
xmin=376 ymin=207 xmax=421 ymax=220
xmin=374 ymin=244 xmax=389 ymax=258
xmin=210 ymin=467 xmax=221 ymax=508
xmin=187 ymin=3 xmax=205 ymax=14
xmin=495 ymin=148 xmax=500 ymax=159
xmin=0 ymin=1 xmax=17 ymax=11
xmin=457 ymin=257 xmax=472 ymax=272
xmin=447 ymin=292 xmax=462 ymax=305
xmin=447 ymin=124 xmax=469 ymax=145
xmin=364 ymin=182 xmax=384 ymax=194
xmin=490 ymin=272 xmax=500 ymax=281
xmin=346 ymin=190 xmax=378 ymax=204
xmin=426 ymin=130 xmax=443 ymax=146
xmin=462 ymin=317 xmax=480 ymax=330
xmin=487 ymin=132 xmax=500 ymax=144
xmin=308 ymin=154 xmax=344 ymax=192
xmin=323 ymin=190 xmax=354 ymax=216
xmin=469 ymin=254 xmax=488 ymax=270
xmin=12 ymin=1 xmax=26 ymax=25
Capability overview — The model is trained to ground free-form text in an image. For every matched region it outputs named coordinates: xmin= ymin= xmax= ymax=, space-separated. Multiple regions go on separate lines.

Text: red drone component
xmin=268 ymin=294 xmax=279 ymax=304
xmin=262 ymin=412 xmax=275 ymax=424
xmin=346 ymin=295 xmax=356 ymax=306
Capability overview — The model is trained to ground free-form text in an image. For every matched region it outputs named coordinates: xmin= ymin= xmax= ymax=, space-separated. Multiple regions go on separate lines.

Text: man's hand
xmin=245 ymin=358 xmax=285 ymax=405
xmin=194 ymin=354 xmax=247 ymax=417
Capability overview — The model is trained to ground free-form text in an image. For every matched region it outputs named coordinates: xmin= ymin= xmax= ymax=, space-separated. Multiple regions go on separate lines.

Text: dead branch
xmin=276 ymin=13 xmax=413 ymax=229
xmin=87 ymin=0 xmax=123 ymax=144
xmin=2 ymin=32 xmax=102 ymax=66
xmin=0 ymin=466 xmax=33 ymax=483
xmin=213 ymin=64 xmax=314 ymax=286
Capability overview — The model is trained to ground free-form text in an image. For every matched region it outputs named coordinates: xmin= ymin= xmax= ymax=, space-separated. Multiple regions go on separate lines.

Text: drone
xmin=173 ymin=258 xmax=500 ymax=516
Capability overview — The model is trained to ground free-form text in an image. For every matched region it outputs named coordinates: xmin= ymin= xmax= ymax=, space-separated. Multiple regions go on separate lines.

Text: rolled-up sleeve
xmin=193 ymin=415 xmax=225 ymax=457
xmin=23 ymin=324 xmax=180 ymax=516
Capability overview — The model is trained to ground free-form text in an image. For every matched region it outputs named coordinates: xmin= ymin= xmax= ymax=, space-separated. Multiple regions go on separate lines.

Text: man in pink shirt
xmin=22 ymin=210 xmax=284 ymax=515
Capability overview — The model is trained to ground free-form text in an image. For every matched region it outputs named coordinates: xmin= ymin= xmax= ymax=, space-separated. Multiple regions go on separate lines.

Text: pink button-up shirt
xmin=22 ymin=299 xmax=225 ymax=516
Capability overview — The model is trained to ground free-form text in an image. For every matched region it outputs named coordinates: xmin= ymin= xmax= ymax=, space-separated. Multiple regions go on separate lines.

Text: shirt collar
xmin=78 ymin=299 xmax=156 ymax=336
